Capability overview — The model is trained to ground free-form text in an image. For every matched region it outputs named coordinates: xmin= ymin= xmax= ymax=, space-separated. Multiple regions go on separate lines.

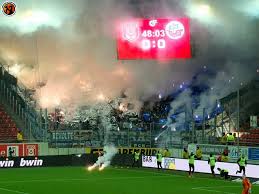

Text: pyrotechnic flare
xmin=87 ymin=145 xmax=117 ymax=171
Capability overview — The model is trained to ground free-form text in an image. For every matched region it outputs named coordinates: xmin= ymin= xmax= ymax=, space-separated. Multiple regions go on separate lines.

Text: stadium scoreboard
xmin=117 ymin=18 xmax=191 ymax=60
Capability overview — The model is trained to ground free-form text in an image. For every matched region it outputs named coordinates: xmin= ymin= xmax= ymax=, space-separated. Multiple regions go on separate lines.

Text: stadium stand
xmin=0 ymin=64 xmax=46 ymax=142
xmin=240 ymin=129 xmax=259 ymax=146
xmin=0 ymin=105 xmax=18 ymax=142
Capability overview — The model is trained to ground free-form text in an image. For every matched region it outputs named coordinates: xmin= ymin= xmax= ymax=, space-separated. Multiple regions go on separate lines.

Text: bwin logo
xmin=20 ymin=158 xmax=43 ymax=167
xmin=0 ymin=160 xmax=14 ymax=167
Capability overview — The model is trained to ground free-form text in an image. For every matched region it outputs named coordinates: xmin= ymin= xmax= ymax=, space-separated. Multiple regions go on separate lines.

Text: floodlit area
xmin=0 ymin=0 xmax=259 ymax=194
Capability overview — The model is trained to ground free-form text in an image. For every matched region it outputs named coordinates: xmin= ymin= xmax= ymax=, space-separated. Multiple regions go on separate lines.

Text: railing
xmin=0 ymin=64 xmax=47 ymax=142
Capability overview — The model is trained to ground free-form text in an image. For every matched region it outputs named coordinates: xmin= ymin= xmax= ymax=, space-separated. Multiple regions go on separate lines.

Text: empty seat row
xmin=0 ymin=105 xmax=18 ymax=141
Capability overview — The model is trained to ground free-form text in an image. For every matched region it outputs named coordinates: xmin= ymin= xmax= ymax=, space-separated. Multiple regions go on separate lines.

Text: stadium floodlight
xmin=197 ymin=4 xmax=211 ymax=16
xmin=185 ymin=3 xmax=216 ymax=24
xmin=21 ymin=10 xmax=50 ymax=25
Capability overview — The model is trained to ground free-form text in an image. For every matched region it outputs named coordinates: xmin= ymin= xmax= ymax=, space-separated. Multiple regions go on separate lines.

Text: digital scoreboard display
xmin=117 ymin=18 xmax=191 ymax=60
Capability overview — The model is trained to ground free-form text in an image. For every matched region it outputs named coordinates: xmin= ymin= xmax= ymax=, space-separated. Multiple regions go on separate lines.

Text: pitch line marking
xmin=0 ymin=187 xmax=29 ymax=194
xmin=0 ymin=175 xmax=169 ymax=184
xmin=192 ymin=187 xmax=237 ymax=194
xmin=116 ymin=167 xmax=259 ymax=186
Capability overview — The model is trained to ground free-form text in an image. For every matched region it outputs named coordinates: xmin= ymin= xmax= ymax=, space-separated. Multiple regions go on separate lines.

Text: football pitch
xmin=0 ymin=167 xmax=258 ymax=194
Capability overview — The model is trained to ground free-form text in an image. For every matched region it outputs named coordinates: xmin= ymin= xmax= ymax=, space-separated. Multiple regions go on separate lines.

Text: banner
xmin=228 ymin=146 xmax=248 ymax=159
xmin=0 ymin=157 xmax=43 ymax=168
xmin=0 ymin=154 xmax=97 ymax=168
xmin=190 ymin=144 xmax=249 ymax=160
xmin=87 ymin=147 xmax=160 ymax=155
xmin=142 ymin=156 xmax=259 ymax=179
xmin=142 ymin=155 xmax=165 ymax=168
xmin=51 ymin=131 xmax=74 ymax=142
xmin=248 ymin=148 xmax=259 ymax=160
xmin=0 ymin=144 xmax=38 ymax=157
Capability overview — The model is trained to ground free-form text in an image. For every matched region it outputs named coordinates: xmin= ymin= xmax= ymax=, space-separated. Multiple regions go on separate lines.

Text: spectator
xmin=17 ymin=130 xmax=23 ymax=143
xmin=221 ymin=133 xmax=227 ymax=144
xmin=183 ymin=148 xmax=189 ymax=159
xmin=163 ymin=148 xmax=171 ymax=157
xmin=217 ymin=153 xmax=222 ymax=162
xmin=195 ymin=146 xmax=202 ymax=160
xmin=223 ymin=147 xmax=229 ymax=156
xmin=227 ymin=133 xmax=235 ymax=145
xmin=217 ymin=152 xmax=229 ymax=162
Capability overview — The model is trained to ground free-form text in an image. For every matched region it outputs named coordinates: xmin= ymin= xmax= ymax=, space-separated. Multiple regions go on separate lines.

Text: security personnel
xmin=182 ymin=148 xmax=189 ymax=159
xmin=195 ymin=146 xmax=202 ymax=160
xmin=236 ymin=155 xmax=247 ymax=175
xmin=132 ymin=150 xmax=140 ymax=168
xmin=227 ymin=133 xmax=235 ymax=145
xmin=221 ymin=154 xmax=229 ymax=162
xmin=217 ymin=168 xmax=230 ymax=180
xmin=188 ymin=152 xmax=195 ymax=177
xmin=208 ymin=153 xmax=216 ymax=177
xmin=156 ymin=151 xmax=163 ymax=170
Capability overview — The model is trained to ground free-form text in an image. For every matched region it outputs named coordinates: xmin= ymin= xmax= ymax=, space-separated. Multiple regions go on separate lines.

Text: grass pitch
xmin=0 ymin=167 xmax=258 ymax=194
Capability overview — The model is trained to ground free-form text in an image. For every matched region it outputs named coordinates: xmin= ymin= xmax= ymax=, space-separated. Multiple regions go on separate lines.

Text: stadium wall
xmin=1 ymin=143 xmax=258 ymax=164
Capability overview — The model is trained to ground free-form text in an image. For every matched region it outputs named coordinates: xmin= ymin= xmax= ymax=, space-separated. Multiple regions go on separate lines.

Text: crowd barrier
xmin=142 ymin=156 xmax=259 ymax=179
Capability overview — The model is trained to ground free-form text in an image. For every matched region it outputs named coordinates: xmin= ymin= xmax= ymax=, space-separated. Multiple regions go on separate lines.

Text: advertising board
xmin=142 ymin=156 xmax=259 ymax=178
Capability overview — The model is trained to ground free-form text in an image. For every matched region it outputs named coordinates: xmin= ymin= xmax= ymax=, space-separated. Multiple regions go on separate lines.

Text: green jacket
xmin=209 ymin=156 xmax=216 ymax=166
xmin=157 ymin=153 xmax=162 ymax=162
xmin=134 ymin=152 xmax=140 ymax=160
xmin=189 ymin=155 xmax=195 ymax=165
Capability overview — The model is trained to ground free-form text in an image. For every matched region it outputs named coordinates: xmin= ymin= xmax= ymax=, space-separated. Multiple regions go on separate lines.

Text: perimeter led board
xmin=117 ymin=18 xmax=191 ymax=60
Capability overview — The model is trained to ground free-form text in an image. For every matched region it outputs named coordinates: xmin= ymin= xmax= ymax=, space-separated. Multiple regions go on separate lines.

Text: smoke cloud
xmin=0 ymin=0 xmax=258 ymax=118
xmin=88 ymin=144 xmax=117 ymax=170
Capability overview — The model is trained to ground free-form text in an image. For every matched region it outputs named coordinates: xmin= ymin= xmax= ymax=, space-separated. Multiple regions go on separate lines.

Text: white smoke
xmin=88 ymin=144 xmax=117 ymax=170
xmin=0 ymin=0 xmax=258 ymax=118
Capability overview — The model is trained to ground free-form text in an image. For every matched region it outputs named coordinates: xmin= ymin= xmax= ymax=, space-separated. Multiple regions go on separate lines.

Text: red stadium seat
xmin=0 ymin=105 xmax=18 ymax=141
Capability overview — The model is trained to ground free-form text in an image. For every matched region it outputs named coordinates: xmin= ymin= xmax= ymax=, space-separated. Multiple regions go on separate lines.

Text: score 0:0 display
xmin=141 ymin=39 xmax=166 ymax=50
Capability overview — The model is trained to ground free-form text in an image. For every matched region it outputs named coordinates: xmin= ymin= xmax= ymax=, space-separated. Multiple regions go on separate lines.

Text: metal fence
xmin=0 ymin=65 xmax=47 ymax=142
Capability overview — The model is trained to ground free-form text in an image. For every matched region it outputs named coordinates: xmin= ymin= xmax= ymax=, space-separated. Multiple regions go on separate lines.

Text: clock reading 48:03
xmin=142 ymin=30 xmax=165 ymax=38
